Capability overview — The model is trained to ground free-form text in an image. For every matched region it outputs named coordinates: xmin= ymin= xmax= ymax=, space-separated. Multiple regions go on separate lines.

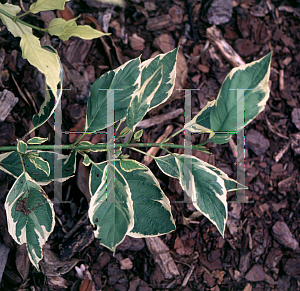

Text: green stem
xmin=162 ymin=127 xmax=185 ymax=144
xmin=0 ymin=9 xmax=47 ymax=32
xmin=0 ymin=142 xmax=210 ymax=152
xmin=128 ymin=147 xmax=155 ymax=159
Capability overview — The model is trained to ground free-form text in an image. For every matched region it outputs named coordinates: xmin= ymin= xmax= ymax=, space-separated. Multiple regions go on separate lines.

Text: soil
xmin=0 ymin=0 xmax=300 ymax=290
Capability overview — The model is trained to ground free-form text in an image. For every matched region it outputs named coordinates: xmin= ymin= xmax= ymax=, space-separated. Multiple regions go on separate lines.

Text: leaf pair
xmin=85 ymin=48 xmax=178 ymax=133
xmin=89 ymin=159 xmax=176 ymax=252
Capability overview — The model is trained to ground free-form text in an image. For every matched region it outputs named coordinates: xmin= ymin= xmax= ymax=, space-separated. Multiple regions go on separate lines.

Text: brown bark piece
xmin=153 ymin=34 xmax=175 ymax=53
xmin=0 ymin=90 xmax=18 ymax=122
xmin=245 ymin=129 xmax=270 ymax=156
xmin=146 ymin=15 xmax=172 ymax=31
xmin=129 ymin=33 xmax=145 ymax=51
xmin=265 ymin=248 xmax=283 ymax=269
xmin=245 ymin=265 xmax=265 ymax=281
xmin=145 ymin=237 xmax=180 ymax=279
xmin=283 ymin=258 xmax=300 ymax=280
xmin=272 ymin=221 xmax=299 ymax=250
xmin=234 ymin=39 xmax=261 ymax=57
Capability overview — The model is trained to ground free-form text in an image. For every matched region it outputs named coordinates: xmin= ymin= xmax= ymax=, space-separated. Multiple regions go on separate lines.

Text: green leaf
xmin=48 ymin=18 xmax=109 ymax=41
xmin=0 ymin=151 xmax=76 ymax=185
xmin=200 ymin=160 xmax=248 ymax=192
xmin=116 ymin=127 xmax=131 ymax=140
xmin=20 ymin=34 xmax=61 ymax=96
xmin=17 ymin=140 xmax=28 ymax=154
xmin=28 ymin=156 xmax=50 ymax=176
xmin=88 ymin=163 xmax=134 ymax=252
xmin=119 ymin=159 xmax=146 ymax=172
xmin=115 ymin=147 xmax=122 ymax=158
xmin=119 ymin=154 xmax=130 ymax=159
xmin=31 ymin=45 xmax=63 ymax=132
xmin=0 ymin=3 xmax=32 ymax=37
xmin=126 ymin=66 xmax=163 ymax=131
xmin=174 ymin=154 xmax=227 ymax=237
xmin=82 ymin=154 xmax=91 ymax=166
xmin=133 ymin=129 xmax=143 ymax=141
xmin=86 ymin=57 xmax=141 ymax=132
xmin=27 ymin=137 xmax=48 ymax=145
xmin=154 ymin=154 xmax=180 ymax=179
xmin=141 ymin=48 xmax=178 ymax=111
xmin=29 ymin=0 xmax=70 ymax=13
xmin=90 ymin=160 xmax=175 ymax=239
xmin=4 ymin=172 xmax=55 ymax=271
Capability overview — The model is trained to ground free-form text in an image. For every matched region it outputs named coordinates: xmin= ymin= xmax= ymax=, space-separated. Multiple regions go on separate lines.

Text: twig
xmin=264 ymin=113 xmax=289 ymax=140
xmin=181 ymin=264 xmax=195 ymax=287
xmin=142 ymin=125 xmax=173 ymax=166
xmin=206 ymin=25 xmax=245 ymax=67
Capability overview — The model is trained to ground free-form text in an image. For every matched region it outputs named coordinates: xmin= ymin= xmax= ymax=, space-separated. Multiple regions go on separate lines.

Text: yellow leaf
xmin=20 ymin=34 xmax=60 ymax=96
xmin=48 ymin=18 xmax=109 ymax=41
xmin=0 ymin=3 xmax=32 ymax=37
xmin=29 ymin=0 xmax=70 ymax=14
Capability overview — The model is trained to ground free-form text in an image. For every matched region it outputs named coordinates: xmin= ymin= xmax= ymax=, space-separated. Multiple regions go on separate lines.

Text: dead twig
xmin=206 ymin=25 xmax=245 ymax=67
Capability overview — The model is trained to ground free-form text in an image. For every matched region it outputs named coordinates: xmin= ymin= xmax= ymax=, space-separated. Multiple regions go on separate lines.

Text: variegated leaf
xmin=154 ymin=154 xmax=180 ymax=179
xmin=119 ymin=159 xmax=147 ymax=172
xmin=28 ymin=156 xmax=50 ymax=177
xmin=126 ymin=66 xmax=163 ymax=131
xmin=17 ymin=140 xmax=27 ymax=154
xmin=140 ymin=48 xmax=178 ymax=111
xmin=158 ymin=154 xmax=227 ymax=237
xmin=27 ymin=137 xmax=48 ymax=145
xmin=4 ymin=172 xmax=55 ymax=270
xmin=185 ymin=53 xmax=272 ymax=144
xmin=155 ymin=154 xmax=246 ymax=192
xmin=88 ymin=163 xmax=134 ymax=252
xmin=200 ymin=161 xmax=247 ymax=192
xmin=86 ymin=57 xmax=141 ymax=132
xmin=0 ymin=151 xmax=76 ymax=185
xmin=90 ymin=160 xmax=175 ymax=239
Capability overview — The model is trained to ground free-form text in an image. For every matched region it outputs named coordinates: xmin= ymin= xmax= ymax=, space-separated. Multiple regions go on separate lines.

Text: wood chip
xmin=206 ymin=25 xmax=245 ymax=67
xmin=0 ymin=90 xmax=18 ymax=122
xmin=146 ymin=15 xmax=172 ymax=31
xmin=245 ymin=265 xmax=265 ymax=281
xmin=129 ymin=33 xmax=145 ymax=51
xmin=137 ymin=108 xmax=183 ymax=129
xmin=145 ymin=237 xmax=180 ymax=279
xmin=0 ymin=242 xmax=10 ymax=282
xmin=153 ymin=34 xmax=175 ymax=53
xmin=272 ymin=221 xmax=299 ymax=250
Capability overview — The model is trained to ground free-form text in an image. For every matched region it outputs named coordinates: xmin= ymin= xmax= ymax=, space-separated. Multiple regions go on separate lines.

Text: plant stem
xmin=128 ymin=147 xmax=155 ymax=159
xmin=162 ymin=127 xmax=185 ymax=144
xmin=0 ymin=9 xmax=47 ymax=32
